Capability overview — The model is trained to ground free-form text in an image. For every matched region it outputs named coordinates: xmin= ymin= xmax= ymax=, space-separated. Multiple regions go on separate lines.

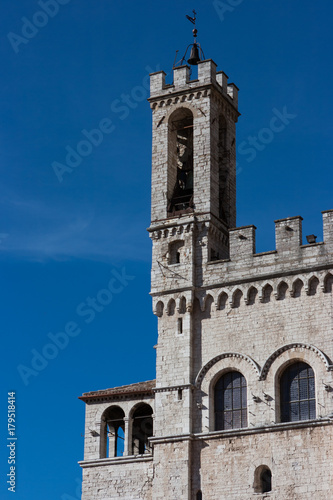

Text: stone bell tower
xmin=149 ymin=59 xmax=239 ymax=298
xmin=147 ymin=54 xmax=240 ymax=498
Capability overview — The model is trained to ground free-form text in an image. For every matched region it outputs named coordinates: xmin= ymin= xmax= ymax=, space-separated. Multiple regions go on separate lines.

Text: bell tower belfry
xmin=148 ymin=60 xmax=239 ymax=292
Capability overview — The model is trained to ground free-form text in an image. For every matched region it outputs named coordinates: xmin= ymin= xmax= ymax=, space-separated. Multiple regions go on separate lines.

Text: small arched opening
xmin=253 ymin=465 xmax=272 ymax=493
xmin=262 ymin=284 xmax=273 ymax=303
xmin=131 ymin=403 xmax=153 ymax=455
xmin=277 ymin=281 xmax=288 ymax=300
xmin=169 ymin=240 xmax=185 ymax=264
xmin=100 ymin=406 xmax=125 ymax=458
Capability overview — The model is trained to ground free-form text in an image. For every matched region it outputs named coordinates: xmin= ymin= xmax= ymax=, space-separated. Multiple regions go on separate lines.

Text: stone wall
xmin=192 ymin=423 xmax=333 ymax=499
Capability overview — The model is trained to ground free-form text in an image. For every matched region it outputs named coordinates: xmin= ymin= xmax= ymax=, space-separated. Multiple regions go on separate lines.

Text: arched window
xmin=254 ymin=466 xmax=272 ymax=493
xmin=196 ymin=490 xmax=202 ymax=500
xmin=167 ymin=108 xmax=194 ymax=216
xmin=131 ymin=404 xmax=153 ymax=455
xmin=100 ymin=406 xmax=125 ymax=458
xmin=214 ymin=371 xmax=247 ymax=430
xmin=280 ymin=362 xmax=316 ymax=422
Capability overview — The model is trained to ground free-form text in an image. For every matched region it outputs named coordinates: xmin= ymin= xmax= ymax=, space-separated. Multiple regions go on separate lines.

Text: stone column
xmin=123 ymin=417 xmax=131 ymax=456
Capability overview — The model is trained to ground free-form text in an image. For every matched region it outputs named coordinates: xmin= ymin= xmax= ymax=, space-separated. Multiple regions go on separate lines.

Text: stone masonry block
xmin=322 ymin=209 xmax=333 ymax=247
xmin=198 ymin=59 xmax=217 ymax=84
xmin=150 ymin=71 xmax=166 ymax=97
xmin=173 ymin=65 xmax=190 ymax=88
xmin=229 ymin=225 xmax=256 ymax=259
xmin=275 ymin=215 xmax=303 ymax=253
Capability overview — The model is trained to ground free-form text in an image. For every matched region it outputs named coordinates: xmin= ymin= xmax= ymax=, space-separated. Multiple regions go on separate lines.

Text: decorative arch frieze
xmin=217 ymin=290 xmax=229 ymax=309
xmin=153 ymin=300 xmax=164 ymax=317
xmin=322 ymin=271 xmax=333 ymax=292
xmin=202 ymin=293 xmax=214 ymax=313
xmin=259 ymin=282 xmax=274 ymax=303
xmin=307 ymin=274 xmax=320 ymax=295
xmin=290 ymin=276 xmax=305 ymax=297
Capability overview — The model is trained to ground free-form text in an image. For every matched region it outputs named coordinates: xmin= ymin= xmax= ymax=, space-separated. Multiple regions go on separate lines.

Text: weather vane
xmin=173 ymin=10 xmax=205 ymax=68
xmin=186 ymin=10 xmax=197 ymax=26
xmin=186 ymin=10 xmax=198 ymax=42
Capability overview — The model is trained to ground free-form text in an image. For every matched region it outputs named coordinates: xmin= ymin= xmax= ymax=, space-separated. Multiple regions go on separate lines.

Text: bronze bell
xmin=187 ymin=43 xmax=200 ymax=65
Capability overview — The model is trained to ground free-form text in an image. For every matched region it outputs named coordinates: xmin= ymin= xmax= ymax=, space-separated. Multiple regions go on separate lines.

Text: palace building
xmin=79 ymin=31 xmax=333 ymax=499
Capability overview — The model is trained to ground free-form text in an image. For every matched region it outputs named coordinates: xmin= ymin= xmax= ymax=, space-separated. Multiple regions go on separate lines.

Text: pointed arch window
xmin=214 ymin=371 xmax=247 ymax=430
xmin=280 ymin=362 xmax=316 ymax=422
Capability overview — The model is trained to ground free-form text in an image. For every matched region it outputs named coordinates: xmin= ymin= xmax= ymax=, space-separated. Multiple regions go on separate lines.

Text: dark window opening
xmin=168 ymin=109 xmax=194 ymax=216
xmin=254 ymin=466 xmax=272 ymax=493
xmin=247 ymin=287 xmax=258 ymax=305
xmin=196 ymin=491 xmax=202 ymax=500
xmin=179 ymin=297 xmax=186 ymax=314
xmin=214 ymin=371 xmax=247 ymax=430
xmin=262 ymin=284 xmax=273 ymax=303
xmin=292 ymin=279 xmax=303 ymax=298
xmin=169 ymin=240 xmax=184 ymax=265
xmin=261 ymin=468 xmax=272 ymax=493
xmin=132 ymin=404 xmax=153 ymax=455
xmin=280 ymin=362 xmax=316 ymax=422
xmin=178 ymin=389 xmax=183 ymax=401
xmin=210 ymin=248 xmax=220 ymax=261
xmin=308 ymin=277 xmax=319 ymax=296
xmin=178 ymin=318 xmax=183 ymax=334
xmin=324 ymin=273 xmax=333 ymax=293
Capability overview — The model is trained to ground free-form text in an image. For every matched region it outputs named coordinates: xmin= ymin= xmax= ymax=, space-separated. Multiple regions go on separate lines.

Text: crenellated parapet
xmin=149 ymin=60 xmax=239 ymax=113
xmin=229 ymin=211 xmax=333 ymax=261
xmin=201 ymin=210 xmax=333 ymax=290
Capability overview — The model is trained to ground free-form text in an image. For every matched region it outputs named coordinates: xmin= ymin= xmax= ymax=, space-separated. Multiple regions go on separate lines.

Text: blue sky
xmin=1 ymin=1 xmax=333 ymax=498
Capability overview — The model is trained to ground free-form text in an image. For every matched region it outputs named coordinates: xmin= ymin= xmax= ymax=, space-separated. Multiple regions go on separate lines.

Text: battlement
xmin=149 ymin=60 xmax=238 ymax=109
xmin=229 ymin=211 xmax=333 ymax=260
xmin=150 ymin=210 xmax=333 ymax=296
xmin=193 ymin=209 xmax=333 ymax=292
